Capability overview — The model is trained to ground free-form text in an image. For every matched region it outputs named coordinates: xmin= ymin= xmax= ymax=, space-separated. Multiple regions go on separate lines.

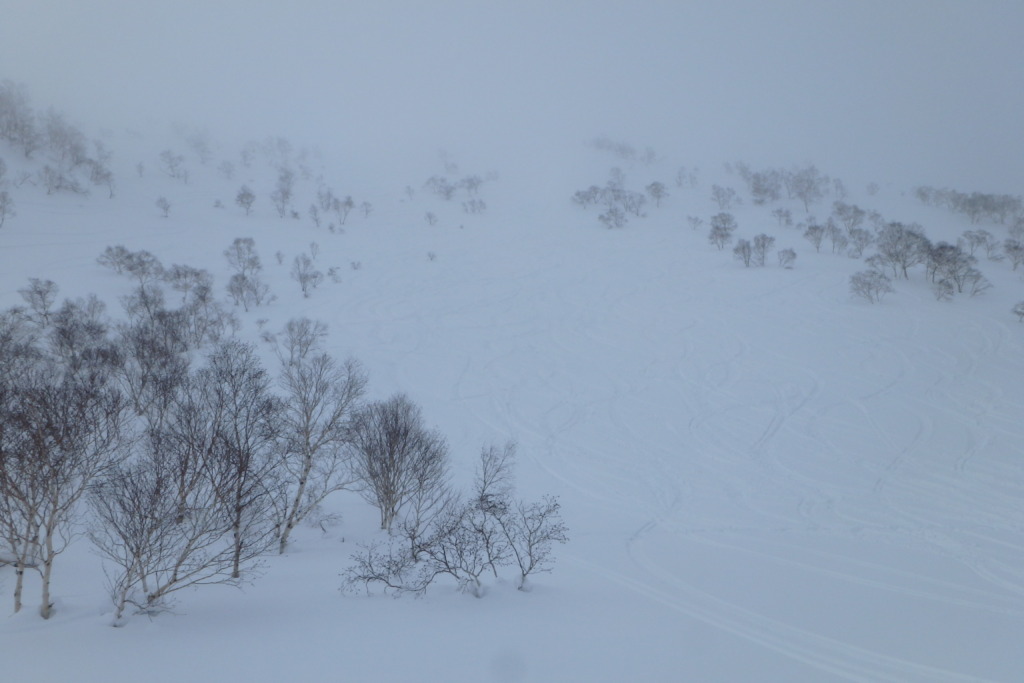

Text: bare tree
xmin=18 ymin=278 xmax=59 ymax=327
xmin=786 ymin=165 xmax=830 ymax=212
xmin=224 ymin=238 xmax=273 ymax=310
xmin=88 ymin=436 xmax=233 ymax=623
xmin=847 ymin=227 xmax=874 ymax=258
xmin=777 ymin=248 xmax=796 ymax=269
xmin=349 ymin=394 xmax=449 ymax=532
xmin=199 ymin=341 xmax=285 ymax=578
xmin=733 ymin=239 xmax=753 ymax=267
xmin=343 ymin=441 xmax=567 ymax=597
xmin=1013 ymin=301 xmax=1024 ymax=322
xmin=333 ymin=195 xmax=355 ymax=224
xmin=0 ymin=190 xmax=14 ymax=228
xmin=803 ymin=224 xmax=825 ymax=252
xmin=645 ymin=181 xmax=668 ymax=207
xmin=224 ymin=237 xmax=262 ymax=278
xmin=155 ymin=196 xmax=171 ymax=218
xmin=1 ymin=345 xmax=127 ymax=617
xmin=832 ymin=201 xmax=866 ymax=233
xmin=291 ymin=253 xmax=323 ymax=298
xmin=752 ymin=234 xmax=776 ymax=266
xmin=270 ymin=167 xmax=295 ymax=218
xmin=708 ymin=213 xmax=736 ymax=250
xmin=710 ymin=184 xmax=737 ymax=210
xmin=274 ymin=319 xmax=367 ymax=553
xmin=226 ymin=274 xmax=274 ymax=311
xmin=158 ymin=150 xmax=187 ymax=183
xmin=1004 ymin=239 xmax=1024 ymax=270
xmin=235 ymin=185 xmax=255 ymax=216
xmin=598 ymin=206 xmax=627 ymax=229
xmin=874 ymin=222 xmax=930 ymax=279
xmin=771 ymin=208 xmax=792 ymax=227
xmin=850 ymin=270 xmax=894 ymax=303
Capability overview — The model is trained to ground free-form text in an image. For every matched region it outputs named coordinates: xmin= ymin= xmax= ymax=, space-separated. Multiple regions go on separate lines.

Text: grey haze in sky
xmin=2 ymin=0 xmax=1022 ymax=189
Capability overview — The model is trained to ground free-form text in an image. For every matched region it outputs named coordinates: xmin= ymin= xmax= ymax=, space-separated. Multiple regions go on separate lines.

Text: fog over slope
xmin=3 ymin=1 xmax=1023 ymax=190
xmin=3 ymin=4 xmax=1024 ymax=683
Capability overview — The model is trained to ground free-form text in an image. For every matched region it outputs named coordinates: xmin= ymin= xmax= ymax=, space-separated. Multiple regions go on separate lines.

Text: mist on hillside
xmin=2 ymin=1 xmax=1023 ymax=191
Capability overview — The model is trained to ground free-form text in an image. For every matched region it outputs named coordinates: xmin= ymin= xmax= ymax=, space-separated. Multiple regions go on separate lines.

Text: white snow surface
xmin=2 ymin=131 xmax=1024 ymax=683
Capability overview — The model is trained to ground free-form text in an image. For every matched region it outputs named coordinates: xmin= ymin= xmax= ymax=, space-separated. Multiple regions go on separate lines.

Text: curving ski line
xmin=566 ymin=548 xmax=994 ymax=683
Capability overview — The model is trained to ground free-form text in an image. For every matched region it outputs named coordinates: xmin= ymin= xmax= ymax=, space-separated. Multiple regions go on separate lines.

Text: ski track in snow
xmin=461 ymin=245 xmax=1024 ymax=680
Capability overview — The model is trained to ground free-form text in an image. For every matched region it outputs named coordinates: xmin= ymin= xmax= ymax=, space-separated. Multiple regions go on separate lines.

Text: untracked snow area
xmin=2 ymin=135 xmax=1024 ymax=683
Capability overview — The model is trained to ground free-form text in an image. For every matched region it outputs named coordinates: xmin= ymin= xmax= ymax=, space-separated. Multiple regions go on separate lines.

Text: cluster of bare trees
xmin=572 ymin=167 xmax=666 ymax=229
xmin=0 ymin=255 xmax=373 ymax=622
xmin=343 ymin=440 xmax=567 ymax=597
xmin=0 ymin=81 xmax=115 ymax=199
xmin=731 ymin=162 xmax=836 ymax=211
xmin=849 ymin=221 xmax=995 ymax=303
xmin=3 ymin=249 xmax=567 ymax=621
xmin=914 ymin=186 xmax=1021 ymax=225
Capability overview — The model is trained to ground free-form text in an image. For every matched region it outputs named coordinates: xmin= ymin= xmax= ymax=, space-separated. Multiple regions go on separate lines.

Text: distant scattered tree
xmin=1004 ymin=239 xmax=1024 ymax=270
xmin=463 ymin=199 xmax=486 ymax=214
xmin=0 ymin=190 xmax=14 ymax=228
xmin=645 ymin=181 xmax=668 ymax=207
xmin=155 ymin=197 xmax=170 ymax=218
xmin=850 ymin=270 xmax=894 ymax=303
xmin=18 ymin=278 xmax=59 ymax=327
xmin=832 ymin=201 xmax=866 ymax=232
xmin=291 ymin=253 xmax=323 ymax=298
xmin=673 ymin=166 xmax=696 ymax=188
xmin=785 ymin=165 xmax=830 ymax=212
xmin=825 ymin=222 xmax=849 ymax=254
xmin=270 ymin=167 xmax=295 ymax=218
xmin=752 ymin=234 xmax=776 ymax=266
xmin=1013 ymin=301 xmax=1024 ymax=322
xmin=847 ymin=228 xmax=874 ymax=258
xmin=158 ymin=150 xmax=187 ymax=183
xmin=710 ymin=184 xmax=737 ymax=210
xmin=227 ymin=274 xmax=274 ymax=311
xmin=360 ymin=201 xmax=373 ymax=218
xmin=771 ymin=208 xmax=792 ymax=227
xmin=777 ymin=248 xmax=796 ymax=269
xmin=803 ymin=224 xmax=825 ymax=252
xmin=425 ymin=212 xmax=438 ymax=226
xmin=235 ymin=185 xmax=255 ymax=216
xmin=598 ymin=206 xmax=627 ymax=229
xmin=333 ymin=195 xmax=355 ymax=225
xmin=424 ymin=176 xmax=457 ymax=201
xmin=0 ymin=81 xmax=43 ymax=157
xmin=733 ymin=239 xmax=753 ymax=267
xmin=686 ymin=215 xmax=704 ymax=231
xmin=708 ymin=213 xmax=737 ymax=250
xmin=735 ymin=164 xmax=782 ymax=205
xmin=874 ymin=222 xmax=930 ymax=279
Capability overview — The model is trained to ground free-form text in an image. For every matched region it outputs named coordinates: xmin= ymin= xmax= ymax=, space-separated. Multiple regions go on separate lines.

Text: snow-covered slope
xmin=2 ymin=124 xmax=1024 ymax=683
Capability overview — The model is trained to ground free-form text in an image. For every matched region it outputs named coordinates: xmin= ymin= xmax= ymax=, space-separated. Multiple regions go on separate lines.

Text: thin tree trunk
xmin=39 ymin=529 xmax=54 ymax=619
xmin=279 ymin=459 xmax=310 ymax=554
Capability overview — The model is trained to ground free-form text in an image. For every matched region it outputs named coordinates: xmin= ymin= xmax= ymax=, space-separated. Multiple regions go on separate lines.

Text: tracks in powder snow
xmin=341 ymin=224 xmax=1024 ymax=680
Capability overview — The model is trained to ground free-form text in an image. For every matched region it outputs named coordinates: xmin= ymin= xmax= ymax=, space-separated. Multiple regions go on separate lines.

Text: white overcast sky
xmin=2 ymin=0 xmax=1022 ymax=189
